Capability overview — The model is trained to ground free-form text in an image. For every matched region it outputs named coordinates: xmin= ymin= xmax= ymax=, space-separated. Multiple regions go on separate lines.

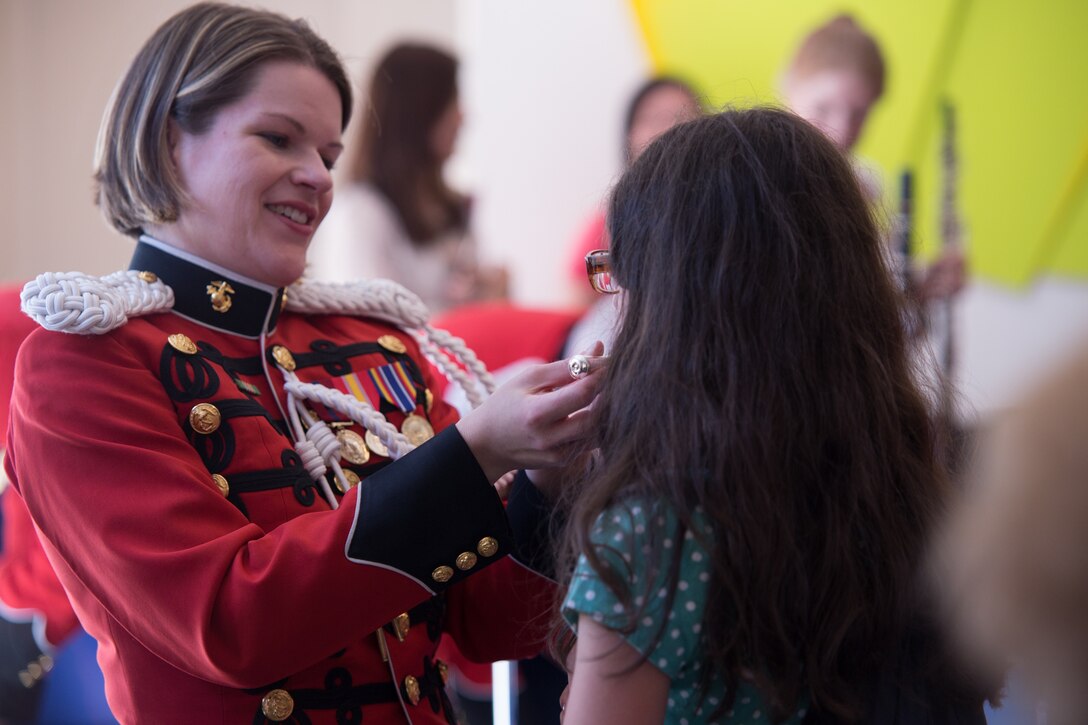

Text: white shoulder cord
xmin=287 ymin=278 xmax=495 ymax=403
xmin=278 ymin=278 xmax=497 ymax=509
xmin=410 ymin=325 xmax=495 ymax=409
xmin=21 ymin=270 xmax=173 ymax=334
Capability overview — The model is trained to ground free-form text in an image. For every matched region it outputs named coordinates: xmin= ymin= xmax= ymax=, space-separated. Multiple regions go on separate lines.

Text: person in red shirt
xmin=566 ymin=77 xmax=703 ymax=310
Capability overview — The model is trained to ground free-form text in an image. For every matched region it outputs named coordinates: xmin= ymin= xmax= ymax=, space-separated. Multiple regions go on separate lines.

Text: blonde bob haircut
xmin=94 ymin=2 xmax=352 ymax=237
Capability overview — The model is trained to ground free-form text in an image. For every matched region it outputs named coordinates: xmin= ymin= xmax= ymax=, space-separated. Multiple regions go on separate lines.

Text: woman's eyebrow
xmin=259 ymin=112 xmax=343 ymax=150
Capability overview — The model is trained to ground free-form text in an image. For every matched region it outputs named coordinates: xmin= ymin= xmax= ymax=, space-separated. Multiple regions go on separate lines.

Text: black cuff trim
xmin=0 ymin=615 xmax=47 ymax=701
xmin=505 ymin=471 xmax=558 ymax=580
xmin=345 ymin=426 xmax=512 ymax=593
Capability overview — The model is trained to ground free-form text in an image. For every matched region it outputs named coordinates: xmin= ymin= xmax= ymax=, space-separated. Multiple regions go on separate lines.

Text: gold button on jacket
xmin=393 ymin=612 xmax=410 ymax=641
xmin=188 ymin=403 xmax=221 ymax=434
xmin=477 ymin=537 xmax=499 ymax=558
xmin=261 ymin=689 xmax=294 ymax=721
xmin=377 ymin=334 xmax=407 ymax=354
xmin=167 ymin=333 xmax=198 ymax=355
xmin=271 ymin=345 xmax=296 ymax=371
xmin=403 ymin=675 xmax=421 ymax=706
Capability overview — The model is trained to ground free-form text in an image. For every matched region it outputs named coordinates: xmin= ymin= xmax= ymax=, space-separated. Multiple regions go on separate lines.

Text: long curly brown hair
xmin=557 ymin=107 xmax=946 ymax=722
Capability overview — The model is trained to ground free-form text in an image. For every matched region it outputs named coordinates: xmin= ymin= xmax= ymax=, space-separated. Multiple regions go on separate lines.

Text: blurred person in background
xmin=939 ymin=345 xmax=1088 ymax=725
xmin=780 ymin=14 xmax=965 ymax=307
xmin=309 ymin=42 xmax=508 ymax=313
xmin=565 ymin=76 xmax=703 ymax=312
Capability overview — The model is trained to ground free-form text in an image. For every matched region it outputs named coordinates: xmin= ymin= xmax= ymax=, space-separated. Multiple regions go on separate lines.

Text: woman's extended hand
xmin=455 ymin=347 xmax=606 ymax=484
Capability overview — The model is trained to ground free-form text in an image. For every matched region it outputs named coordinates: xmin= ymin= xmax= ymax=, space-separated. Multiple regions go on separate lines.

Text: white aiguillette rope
xmin=289 ymin=278 xmax=496 ymax=405
xmin=20 ymin=270 xmax=174 ymax=334
xmin=287 ymin=277 xmax=430 ymax=327
xmin=271 ymin=278 xmax=497 ymax=509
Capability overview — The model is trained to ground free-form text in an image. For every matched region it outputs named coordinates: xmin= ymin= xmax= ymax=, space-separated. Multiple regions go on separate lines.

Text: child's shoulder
xmin=593 ymin=498 xmax=676 ymax=542
xmin=595 ymin=499 xmax=712 ymax=538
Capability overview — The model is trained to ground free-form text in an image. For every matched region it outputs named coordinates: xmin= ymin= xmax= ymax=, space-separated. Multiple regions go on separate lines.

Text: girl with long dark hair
xmin=558 ymin=108 xmax=964 ymax=724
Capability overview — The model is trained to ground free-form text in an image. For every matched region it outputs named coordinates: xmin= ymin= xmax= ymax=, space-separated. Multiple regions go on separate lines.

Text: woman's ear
xmin=166 ymin=118 xmax=181 ymax=166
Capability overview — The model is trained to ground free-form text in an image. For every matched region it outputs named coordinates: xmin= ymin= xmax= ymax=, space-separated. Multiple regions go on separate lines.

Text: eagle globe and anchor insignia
xmin=206 ymin=280 xmax=236 ymax=313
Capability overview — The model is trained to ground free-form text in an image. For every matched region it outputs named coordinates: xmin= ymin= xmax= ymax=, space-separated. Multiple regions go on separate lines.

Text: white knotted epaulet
xmin=288 ymin=277 xmax=495 ymax=409
xmin=20 ymin=270 xmax=175 ymax=335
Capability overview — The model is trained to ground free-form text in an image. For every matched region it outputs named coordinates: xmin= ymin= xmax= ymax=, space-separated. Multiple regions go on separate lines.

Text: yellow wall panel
xmin=629 ymin=0 xmax=1088 ymax=285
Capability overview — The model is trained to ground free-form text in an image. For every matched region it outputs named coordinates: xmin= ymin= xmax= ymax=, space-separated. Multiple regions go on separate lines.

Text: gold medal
xmin=365 ymin=430 xmax=389 ymax=458
xmin=335 ymin=469 xmax=361 ymax=494
xmin=336 ymin=429 xmax=370 ymax=465
xmin=400 ymin=414 xmax=435 ymax=446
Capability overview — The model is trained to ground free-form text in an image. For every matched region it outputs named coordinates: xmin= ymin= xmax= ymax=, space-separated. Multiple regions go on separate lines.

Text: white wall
xmin=455 ymin=0 xmax=649 ymax=307
xmin=954 ymin=279 xmax=1088 ymax=419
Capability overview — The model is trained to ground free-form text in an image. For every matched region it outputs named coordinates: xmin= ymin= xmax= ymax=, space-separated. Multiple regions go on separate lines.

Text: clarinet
xmin=896 ymin=170 xmax=913 ymax=270
xmin=895 ymin=170 xmax=917 ymax=329
xmin=936 ymin=101 xmax=959 ymax=424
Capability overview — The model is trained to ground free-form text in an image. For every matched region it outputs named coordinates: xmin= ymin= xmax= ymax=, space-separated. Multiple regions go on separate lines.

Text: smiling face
xmin=150 ymin=60 xmax=344 ymax=288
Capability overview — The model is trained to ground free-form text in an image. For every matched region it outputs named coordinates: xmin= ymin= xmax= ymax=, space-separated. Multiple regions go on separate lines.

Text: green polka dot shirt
xmin=562 ymin=502 xmax=807 ymax=725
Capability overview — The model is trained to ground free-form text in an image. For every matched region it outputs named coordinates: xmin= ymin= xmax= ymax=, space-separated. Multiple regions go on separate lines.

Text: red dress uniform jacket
xmin=4 ymin=241 xmax=556 ymax=724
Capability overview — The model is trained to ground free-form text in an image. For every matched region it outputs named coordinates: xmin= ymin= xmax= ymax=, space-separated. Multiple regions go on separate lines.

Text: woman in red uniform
xmin=4 ymin=4 xmax=600 ymax=723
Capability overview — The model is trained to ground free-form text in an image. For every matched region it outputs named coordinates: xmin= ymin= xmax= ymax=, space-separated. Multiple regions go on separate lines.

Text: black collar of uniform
xmin=130 ymin=236 xmax=286 ymax=338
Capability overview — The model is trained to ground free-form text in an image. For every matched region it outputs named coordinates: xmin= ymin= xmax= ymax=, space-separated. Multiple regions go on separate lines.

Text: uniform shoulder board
xmin=287 ymin=277 xmax=430 ymax=330
xmin=21 ymin=270 xmax=174 ymax=335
